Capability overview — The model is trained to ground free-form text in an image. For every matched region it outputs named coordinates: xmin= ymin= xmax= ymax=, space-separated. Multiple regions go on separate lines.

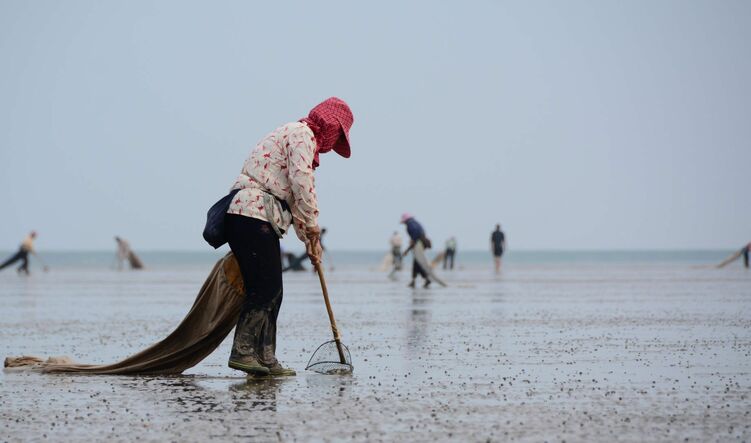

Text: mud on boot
xmin=228 ymin=356 xmax=270 ymax=375
xmin=265 ymin=362 xmax=296 ymax=377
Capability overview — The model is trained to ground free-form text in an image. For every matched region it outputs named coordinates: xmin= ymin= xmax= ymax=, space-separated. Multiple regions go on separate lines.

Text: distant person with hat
xmin=401 ymin=214 xmax=432 ymax=288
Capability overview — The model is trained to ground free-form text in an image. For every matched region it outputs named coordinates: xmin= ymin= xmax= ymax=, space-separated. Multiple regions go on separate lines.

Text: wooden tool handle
xmin=314 ymin=262 xmax=346 ymax=364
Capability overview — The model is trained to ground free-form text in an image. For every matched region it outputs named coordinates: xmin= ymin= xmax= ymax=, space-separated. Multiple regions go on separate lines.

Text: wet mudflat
xmin=1 ymin=262 xmax=750 ymax=442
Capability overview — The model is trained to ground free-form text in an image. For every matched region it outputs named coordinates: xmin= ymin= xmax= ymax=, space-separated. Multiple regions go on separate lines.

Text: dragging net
xmin=305 ymin=340 xmax=353 ymax=375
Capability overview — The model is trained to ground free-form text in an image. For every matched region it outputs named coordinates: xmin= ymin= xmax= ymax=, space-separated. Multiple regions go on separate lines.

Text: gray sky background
xmin=1 ymin=0 xmax=749 ymax=252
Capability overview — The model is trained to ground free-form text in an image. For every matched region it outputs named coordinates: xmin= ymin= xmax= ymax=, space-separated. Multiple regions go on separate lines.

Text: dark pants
xmin=225 ymin=214 xmax=283 ymax=366
xmin=0 ymin=249 xmax=29 ymax=274
xmin=744 ymin=247 xmax=749 ymax=268
xmin=443 ymin=248 xmax=455 ymax=270
xmin=412 ymin=259 xmax=429 ymax=281
xmin=411 ymin=239 xmax=431 ymax=282
xmin=411 ymin=240 xmax=430 ymax=283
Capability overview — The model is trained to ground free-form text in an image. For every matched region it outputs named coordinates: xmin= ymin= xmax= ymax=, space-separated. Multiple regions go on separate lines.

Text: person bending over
xmin=0 ymin=231 xmax=37 ymax=275
xmin=224 ymin=97 xmax=353 ymax=377
xmin=401 ymin=214 xmax=432 ymax=288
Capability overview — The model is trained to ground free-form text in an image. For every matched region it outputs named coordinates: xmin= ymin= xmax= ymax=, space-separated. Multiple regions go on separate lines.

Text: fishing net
xmin=305 ymin=340 xmax=353 ymax=375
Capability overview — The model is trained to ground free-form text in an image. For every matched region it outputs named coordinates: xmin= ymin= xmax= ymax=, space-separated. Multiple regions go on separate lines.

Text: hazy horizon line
xmin=4 ymin=247 xmax=737 ymax=254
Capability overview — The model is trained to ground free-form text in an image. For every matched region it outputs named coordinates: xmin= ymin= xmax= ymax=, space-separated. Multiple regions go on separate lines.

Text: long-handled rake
xmin=305 ymin=262 xmax=353 ymax=374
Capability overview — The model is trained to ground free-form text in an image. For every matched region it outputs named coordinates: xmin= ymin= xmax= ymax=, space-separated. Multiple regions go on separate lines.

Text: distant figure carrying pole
xmin=716 ymin=242 xmax=750 ymax=269
xmin=115 ymin=236 xmax=144 ymax=270
xmin=0 ymin=231 xmax=41 ymax=275
xmin=491 ymin=224 xmax=506 ymax=273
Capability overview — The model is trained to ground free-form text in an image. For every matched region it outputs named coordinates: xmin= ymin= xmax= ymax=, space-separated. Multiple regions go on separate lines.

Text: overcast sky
xmin=1 ymin=0 xmax=749 ymax=251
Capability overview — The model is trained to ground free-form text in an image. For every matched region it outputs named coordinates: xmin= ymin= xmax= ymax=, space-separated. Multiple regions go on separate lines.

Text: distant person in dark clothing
xmin=0 ymin=231 xmax=38 ymax=275
xmin=491 ymin=224 xmax=506 ymax=273
xmin=282 ymin=251 xmax=307 ymax=272
xmin=401 ymin=213 xmax=432 ymax=288
xmin=282 ymin=229 xmax=329 ymax=273
xmin=716 ymin=242 xmax=750 ymax=269
xmin=443 ymin=237 xmax=457 ymax=270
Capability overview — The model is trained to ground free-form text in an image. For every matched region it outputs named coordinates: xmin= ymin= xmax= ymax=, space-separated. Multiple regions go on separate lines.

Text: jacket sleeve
xmin=286 ymin=127 xmax=319 ymax=242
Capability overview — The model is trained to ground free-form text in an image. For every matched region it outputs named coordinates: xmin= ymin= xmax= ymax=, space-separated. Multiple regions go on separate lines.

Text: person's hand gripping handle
xmin=305 ymin=225 xmax=323 ymax=266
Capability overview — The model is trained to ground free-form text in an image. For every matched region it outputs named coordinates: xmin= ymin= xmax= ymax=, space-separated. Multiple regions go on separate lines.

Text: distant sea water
xmin=0 ymin=249 xmax=734 ymax=271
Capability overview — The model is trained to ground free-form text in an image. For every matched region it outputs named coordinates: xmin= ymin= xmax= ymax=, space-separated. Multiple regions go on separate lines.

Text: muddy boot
xmin=229 ymin=311 xmax=269 ymax=376
xmin=229 ymin=356 xmax=269 ymax=375
xmin=258 ymin=291 xmax=284 ymax=371
xmin=266 ymin=362 xmax=296 ymax=377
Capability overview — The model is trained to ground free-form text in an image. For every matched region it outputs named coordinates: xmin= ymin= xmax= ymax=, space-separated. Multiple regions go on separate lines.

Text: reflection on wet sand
xmin=2 ymin=264 xmax=750 ymax=441
xmin=408 ymin=292 xmax=432 ymax=355
xmin=230 ymin=376 xmax=291 ymax=412
xmin=305 ymin=372 xmax=354 ymax=399
xmin=112 ymin=375 xmax=295 ymax=440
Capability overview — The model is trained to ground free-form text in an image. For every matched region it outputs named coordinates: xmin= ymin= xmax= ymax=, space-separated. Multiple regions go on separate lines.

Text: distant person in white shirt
xmin=390 ymin=231 xmax=403 ymax=271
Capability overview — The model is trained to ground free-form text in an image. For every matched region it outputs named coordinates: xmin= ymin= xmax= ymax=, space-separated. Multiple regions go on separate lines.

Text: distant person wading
xmin=491 ymin=224 xmax=506 ymax=273
xmin=224 ymin=97 xmax=353 ymax=377
xmin=443 ymin=237 xmax=457 ymax=270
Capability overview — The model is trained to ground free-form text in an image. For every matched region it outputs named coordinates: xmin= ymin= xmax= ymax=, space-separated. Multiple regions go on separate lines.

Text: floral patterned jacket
xmin=227 ymin=122 xmax=319 ymax=242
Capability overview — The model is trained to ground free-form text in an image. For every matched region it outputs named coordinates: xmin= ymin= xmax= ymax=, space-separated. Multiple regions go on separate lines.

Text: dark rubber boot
xmin=229 ymin=356 xmax=270 ymax=375
xmin=229 ymin=311 xmax=269 ymax=375
xmin=264 ymin=362 xmax=296 ymax=377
